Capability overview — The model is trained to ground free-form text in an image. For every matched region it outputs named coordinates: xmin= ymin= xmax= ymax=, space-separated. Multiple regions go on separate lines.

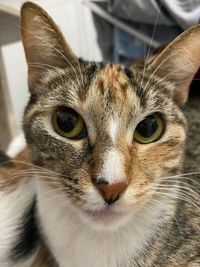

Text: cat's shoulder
xmin=0 ymin=148 xmax=38 ymax=266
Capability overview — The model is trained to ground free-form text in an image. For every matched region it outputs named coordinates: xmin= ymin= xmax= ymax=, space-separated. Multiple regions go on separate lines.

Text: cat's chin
xmin=79 ymin=207 xmax=133 ymax=232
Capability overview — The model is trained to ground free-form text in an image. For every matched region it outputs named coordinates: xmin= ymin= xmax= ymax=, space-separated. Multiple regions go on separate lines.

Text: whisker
xmin=140 ymin=0 xmax=162 ymax=89
xmin=1 ymin=168 xmax=58 ymax=181
xmin=151 ymin=185 xmax=200 ymax=203
xmin=161 ymin=176 xmax=200 ymax=187
xmin=0 ymin=160 xmax=70 ymax=179
xmin=154 ymin=191 xmax=200 ymax=210
xmin=151 ymin=180 xmax=200 ymax=195
xmin=163 ymin=171 xmax=200 ymax=177
xmin=37 ymin=187 xmax=66 ymax=201
xmin=146 ymin=198 xmax=183 ymax=238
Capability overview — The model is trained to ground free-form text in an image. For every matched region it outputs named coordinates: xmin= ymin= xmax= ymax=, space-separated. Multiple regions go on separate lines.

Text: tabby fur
xmin=0 ymin=2 xmax=199 ymax=266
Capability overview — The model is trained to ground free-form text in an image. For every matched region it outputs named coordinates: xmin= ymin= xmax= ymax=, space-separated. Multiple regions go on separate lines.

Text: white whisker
xmin=140 ymin=0 xmax=162 ymax=89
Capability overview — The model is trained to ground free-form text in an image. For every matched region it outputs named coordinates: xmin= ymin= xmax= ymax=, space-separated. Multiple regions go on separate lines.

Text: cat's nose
xmin=93 ymin=179 xmax=128 ymax=205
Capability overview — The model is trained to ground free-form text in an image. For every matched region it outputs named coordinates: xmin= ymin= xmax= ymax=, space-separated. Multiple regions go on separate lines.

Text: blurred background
xmin=0 ymin=0 xmax=199 ymax=152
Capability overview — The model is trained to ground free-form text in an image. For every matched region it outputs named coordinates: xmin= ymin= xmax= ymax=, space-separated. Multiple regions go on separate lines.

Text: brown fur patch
xmin=0 ymin=150 xmax=14 ymax=168
xmin=99 ymin=64 xmax=129 ymax=100
xmin=31 ymin=245 xmax=57 ymax=267
xmin=0 ymin=148 xmax=31 ymax=192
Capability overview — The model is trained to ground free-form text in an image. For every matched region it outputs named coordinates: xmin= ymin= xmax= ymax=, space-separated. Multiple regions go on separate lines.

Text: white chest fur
xmin=36 ymin=181 xmax=170 ymax=267
xmin=0 ymin=179 xmax=36 ymax=267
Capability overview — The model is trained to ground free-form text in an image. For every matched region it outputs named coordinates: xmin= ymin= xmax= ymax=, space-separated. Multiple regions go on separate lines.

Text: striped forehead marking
xmin=99 ymin=64 xmax=129 ymax=94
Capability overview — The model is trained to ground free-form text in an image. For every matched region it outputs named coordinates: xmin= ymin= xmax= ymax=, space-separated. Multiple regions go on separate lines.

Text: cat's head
xmin=21 ymin=2 xmax=200 ymax=231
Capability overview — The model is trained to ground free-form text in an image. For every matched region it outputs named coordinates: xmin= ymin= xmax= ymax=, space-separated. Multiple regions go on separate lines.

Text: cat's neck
xmin=36 ymin=181 xmax=174 ymax=267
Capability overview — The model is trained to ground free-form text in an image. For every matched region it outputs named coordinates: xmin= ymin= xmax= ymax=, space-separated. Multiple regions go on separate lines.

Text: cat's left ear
xmin=148 ymin=25 xmax=200 ymax=106
xmin=21 ymin=2 xmax=78 ymax=88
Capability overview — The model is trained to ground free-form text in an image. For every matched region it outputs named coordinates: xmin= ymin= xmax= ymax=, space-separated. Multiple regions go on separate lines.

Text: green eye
xmin=133 ymin=114 xmax=164 ymax=144
xmin=52 ymin=107 xmax=87 ymax=139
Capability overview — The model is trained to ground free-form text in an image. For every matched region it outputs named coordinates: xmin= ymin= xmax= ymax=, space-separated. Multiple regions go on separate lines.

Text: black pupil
xmin=57 ymin=108 xmax=78 ymax=132
xmin=136 ymin=115 xmax=158 ymax=138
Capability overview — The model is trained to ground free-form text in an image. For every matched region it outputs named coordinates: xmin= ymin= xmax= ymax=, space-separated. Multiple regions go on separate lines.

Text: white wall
xmin=1 ymin=0 xmax=102 ymax=135
xmin=2 ymin=42 xmax=29 ymax=130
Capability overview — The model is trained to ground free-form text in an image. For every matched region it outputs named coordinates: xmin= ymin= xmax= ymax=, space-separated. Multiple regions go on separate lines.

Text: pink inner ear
xmin=148 ymin=25 xmax=200 ymax=106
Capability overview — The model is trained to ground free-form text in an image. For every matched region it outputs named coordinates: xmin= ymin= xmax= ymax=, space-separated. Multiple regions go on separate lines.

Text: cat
xmin=0 ymin=1 xmax=199 ymax=266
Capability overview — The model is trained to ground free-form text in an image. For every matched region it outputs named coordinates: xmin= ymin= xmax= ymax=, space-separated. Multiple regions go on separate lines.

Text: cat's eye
xmin=133 ymin=114 xmax=164 ymax=144
xmin=52 ymin=107 xmax=87 ymax=139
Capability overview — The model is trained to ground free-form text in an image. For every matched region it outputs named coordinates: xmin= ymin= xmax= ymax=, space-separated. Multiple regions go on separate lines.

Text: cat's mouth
xmin=84 ymin=207 xmax=128 ymax=225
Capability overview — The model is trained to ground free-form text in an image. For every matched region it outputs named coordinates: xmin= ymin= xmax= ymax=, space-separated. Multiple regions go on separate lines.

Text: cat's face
xmin=21 ymin=3 xmax=200 ymax=231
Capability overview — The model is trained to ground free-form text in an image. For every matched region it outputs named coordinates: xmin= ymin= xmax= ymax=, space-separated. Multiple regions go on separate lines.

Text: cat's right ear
xmin=21 ymin=2 xmax=78 ymax=89
xmin=147 ymin=24 xmax=200 ymax=106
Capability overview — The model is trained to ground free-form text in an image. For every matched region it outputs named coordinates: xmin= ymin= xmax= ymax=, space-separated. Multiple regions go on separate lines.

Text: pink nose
xmin=94 ymin=180 xmax=128 ymax=205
